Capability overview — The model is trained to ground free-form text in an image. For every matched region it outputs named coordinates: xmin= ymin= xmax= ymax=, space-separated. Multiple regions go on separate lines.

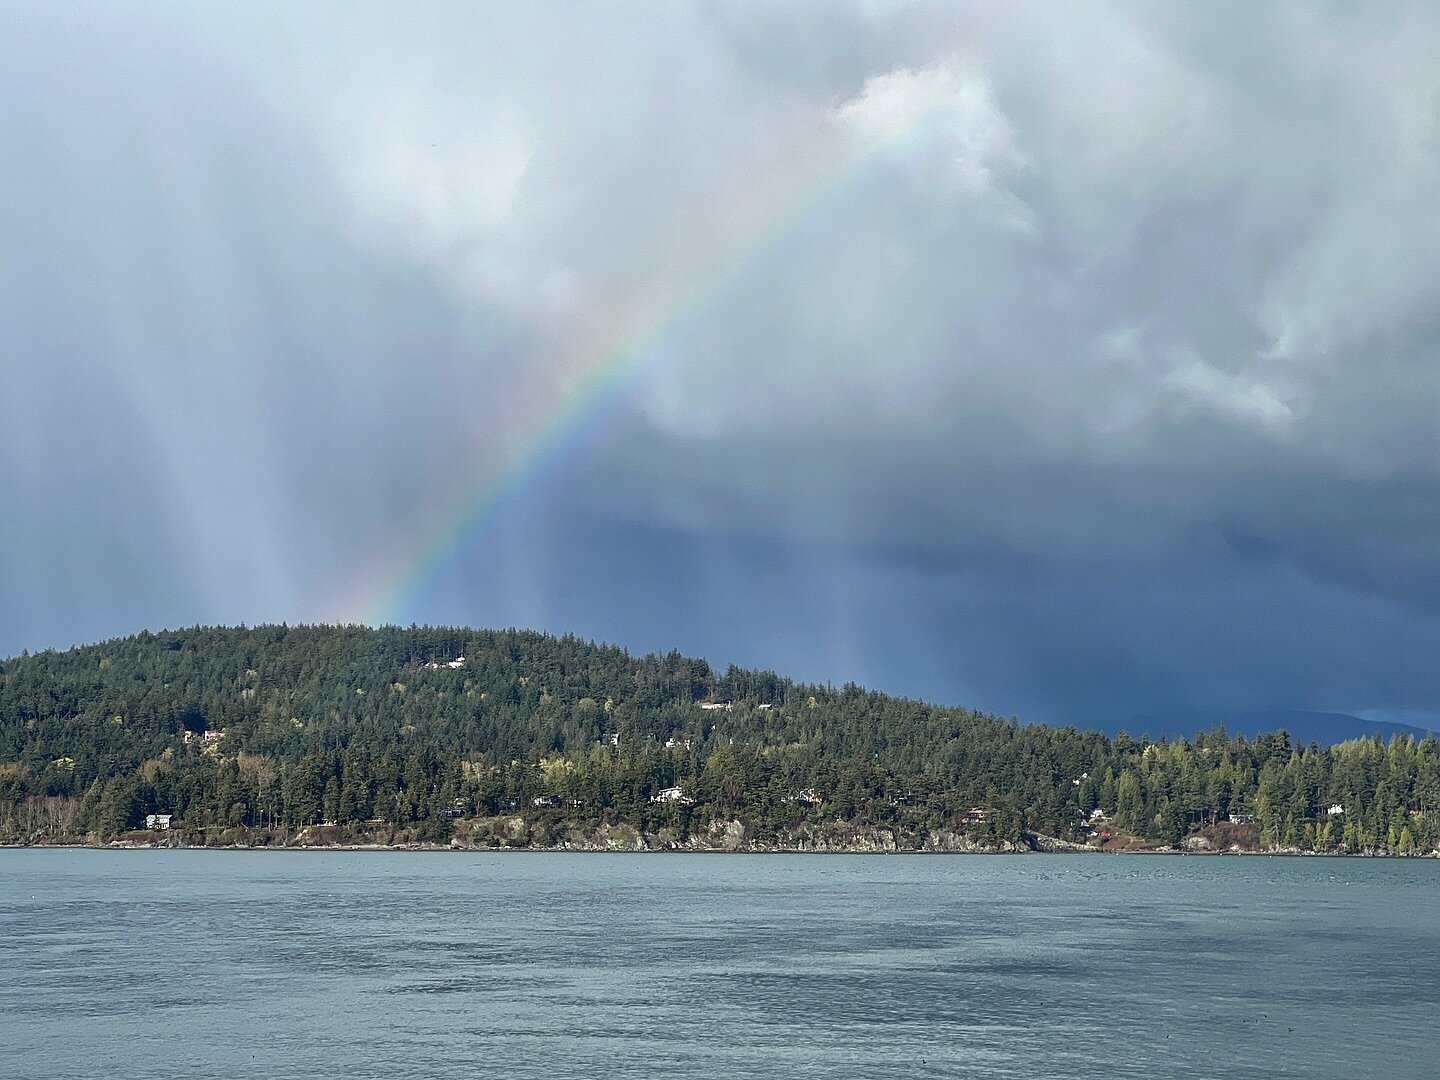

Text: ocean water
xmin=1 ymin=851 xmax=1436 ymax=1079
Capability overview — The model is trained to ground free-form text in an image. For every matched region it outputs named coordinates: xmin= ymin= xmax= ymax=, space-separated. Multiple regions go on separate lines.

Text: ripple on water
xmin=2 ymin=851 xmax=1438 ymax=1080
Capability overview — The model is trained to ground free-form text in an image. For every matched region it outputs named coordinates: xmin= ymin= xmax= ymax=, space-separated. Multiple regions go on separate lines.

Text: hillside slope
xmin=2 ymin=625 xmax=1437 ymax=853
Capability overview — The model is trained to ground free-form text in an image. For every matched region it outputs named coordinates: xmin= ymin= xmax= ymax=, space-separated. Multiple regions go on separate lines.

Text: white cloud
xmin=1165 ymin=357 xmax=1294 ymax=432
xmin=362 ymin=109 xmax=532 ymax=242
xmin=832 ymin=60 xmax=1019 ymax=193
xmin=331 ymin=85 xmax=541 ymax=302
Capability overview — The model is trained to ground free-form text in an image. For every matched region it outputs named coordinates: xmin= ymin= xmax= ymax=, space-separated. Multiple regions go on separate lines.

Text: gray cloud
xmin=4 ymin=1 xmax=1440 ymax=723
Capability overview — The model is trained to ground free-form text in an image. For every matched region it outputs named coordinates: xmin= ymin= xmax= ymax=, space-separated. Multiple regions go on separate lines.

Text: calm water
xmin=2 ymin=851 xmax=1437 ymax=1079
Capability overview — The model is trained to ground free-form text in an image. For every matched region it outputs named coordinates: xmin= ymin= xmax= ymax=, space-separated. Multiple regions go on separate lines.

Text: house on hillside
xmin=783 ymin=789 xmax=822 ymax=807
xmin=1326 ymin=803 xmax=1345 ymax=817
xmin=423 ymin=656 xmax=466 ymax=670
xmin=664 ymin=736 xmax=692 ymax=750
xmin=651 ymin=786 xmax=693 ymax=805
xmin=698 ymin=702 xmax=732 ymax=711
xmin=146 ymin=814 xmax=172 ymax=831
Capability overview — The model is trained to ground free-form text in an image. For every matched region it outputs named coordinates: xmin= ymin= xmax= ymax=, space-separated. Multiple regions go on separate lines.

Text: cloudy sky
xmin=5 ymin=1 xmax=1440 ymax=725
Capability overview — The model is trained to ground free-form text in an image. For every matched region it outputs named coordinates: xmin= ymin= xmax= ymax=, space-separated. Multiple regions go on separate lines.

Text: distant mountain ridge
xmin=1121 ymin=709 xmax=1436 ymax=746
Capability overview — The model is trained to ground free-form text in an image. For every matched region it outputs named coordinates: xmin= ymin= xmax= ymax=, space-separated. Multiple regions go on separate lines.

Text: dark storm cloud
xmin=542 ymin=422 xmax=1440 ymax=722
xmin=4 ymin=1 xmax=1440 ymax=722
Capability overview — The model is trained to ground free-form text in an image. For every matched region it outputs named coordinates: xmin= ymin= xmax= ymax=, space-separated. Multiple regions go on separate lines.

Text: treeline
xmin=1 ymin=624 xmax=1438 ymax=852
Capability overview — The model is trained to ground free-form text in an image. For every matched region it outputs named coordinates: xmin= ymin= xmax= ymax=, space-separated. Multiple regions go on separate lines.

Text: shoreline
xmin=5 ymin=812 xmax=1432 ymax=859
xmin=4 ymin=838 xmax=1435 ymax=857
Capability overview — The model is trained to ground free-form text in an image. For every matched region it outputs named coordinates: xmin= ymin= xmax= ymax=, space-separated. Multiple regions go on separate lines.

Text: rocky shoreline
xmin=5 ymin=817 xmax=1437 ymax=856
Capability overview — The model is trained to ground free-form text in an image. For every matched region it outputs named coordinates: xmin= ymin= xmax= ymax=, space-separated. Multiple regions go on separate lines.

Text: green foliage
xmin=0 ymin=624 xmax=1435 ymax=854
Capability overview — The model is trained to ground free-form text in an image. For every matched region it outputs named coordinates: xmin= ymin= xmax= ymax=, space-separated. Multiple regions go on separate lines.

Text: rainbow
xmin=343 ymin=131 xmax=917 ymax=627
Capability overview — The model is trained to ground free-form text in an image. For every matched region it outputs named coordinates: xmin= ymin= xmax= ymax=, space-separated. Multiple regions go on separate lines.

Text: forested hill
xmin=2 ymin=624 xmax=1438 ymax=854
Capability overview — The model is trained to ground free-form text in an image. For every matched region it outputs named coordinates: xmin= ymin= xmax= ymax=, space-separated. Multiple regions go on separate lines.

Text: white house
xmin=651 ymin=786 xmax=693 ymax=805
xmin=1326 ymin=803 xmax=1345 ymax=817
xmin=698 ymin=702 xmax=732 ymax=711
xmin=146 ymin=814 xmax=172 ymax=831
xmin=446 ymin=656 xmax=466 ymax=669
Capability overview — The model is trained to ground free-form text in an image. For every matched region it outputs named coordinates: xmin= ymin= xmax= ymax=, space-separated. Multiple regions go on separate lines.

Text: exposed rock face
xmin=929 ymin=829 xmax=1030 ymax=853
xmin=701 ymin=818 xmax=749 ymax=851
xmin=595 ymin=823 xmax=647 ymax=851
xmin=502 ymin=816 xmax=527 ymax=842
xmin=1182 ymin=834 xmax=1214 ymax=852
xmin=1031 ymin=833 xmax=1094 ymax=853
xmin=445 ymin=815 xmax=1047 ymax=853
xmin=765 ymin=824 xmax=896 ymax=852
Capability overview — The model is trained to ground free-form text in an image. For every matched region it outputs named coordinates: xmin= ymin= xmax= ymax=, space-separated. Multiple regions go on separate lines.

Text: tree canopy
xmin=1 ymin=624 xmax=1436 ymax=853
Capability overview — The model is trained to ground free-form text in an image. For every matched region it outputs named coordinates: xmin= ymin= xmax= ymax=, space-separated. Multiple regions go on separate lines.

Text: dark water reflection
xmin=2 ymin=851 xmax=1436 ymax=1078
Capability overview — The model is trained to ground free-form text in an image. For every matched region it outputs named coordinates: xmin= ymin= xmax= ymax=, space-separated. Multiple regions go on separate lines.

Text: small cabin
xmin=146 ymin=814 xmax=172 ymax=831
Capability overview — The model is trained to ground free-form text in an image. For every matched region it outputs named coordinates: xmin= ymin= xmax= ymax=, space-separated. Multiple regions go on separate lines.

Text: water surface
xmin=2 ymin=851 xmax=1435 ymax=1078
